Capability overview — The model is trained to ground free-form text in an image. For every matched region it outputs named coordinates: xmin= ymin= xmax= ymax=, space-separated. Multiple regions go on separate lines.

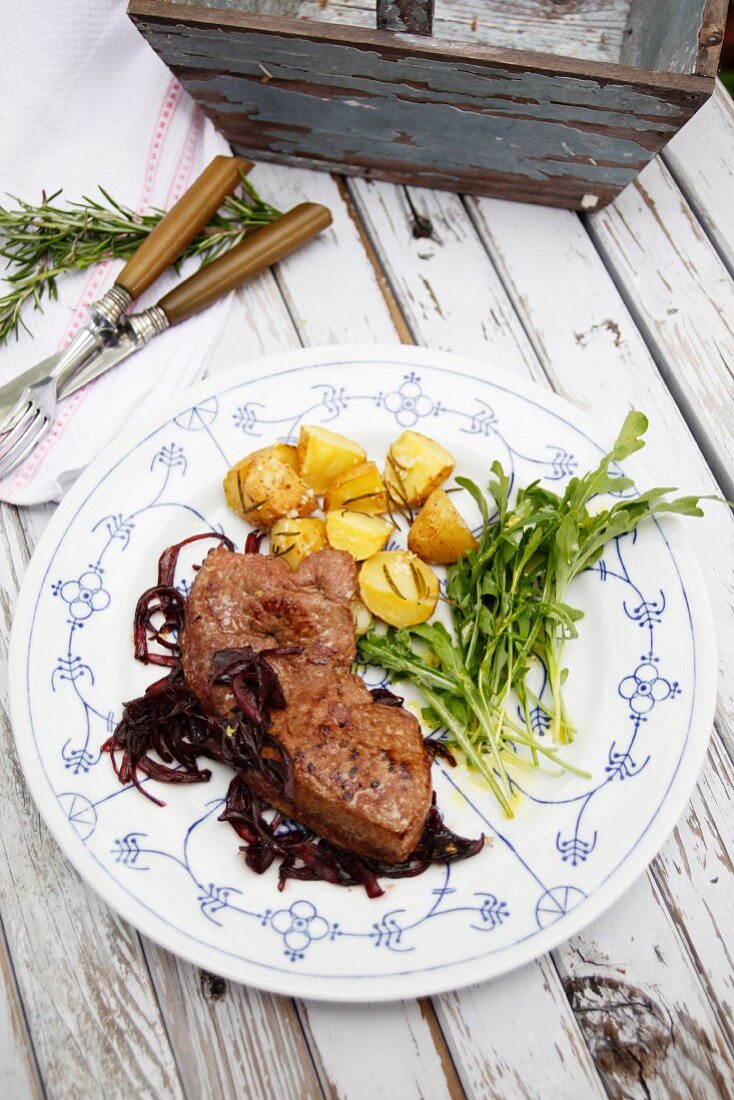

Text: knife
xmin=0 ymin=155 xmax=253 ymax=416
xmin=27 ymin=203 xmax=332 ymax=399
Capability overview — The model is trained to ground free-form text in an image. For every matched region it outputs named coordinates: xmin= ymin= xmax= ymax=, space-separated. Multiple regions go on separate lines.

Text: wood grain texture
xmin=143 ymin=947 xmax=324 ymax=1099
xmin=300 ymin=998 xmax=465 ymax=1099
xmin=177 ymin=0 xmax=632 ymax=63
xmin=0 ymin=504 xmax=185 ymax=1100
xmin=620 ymin=0 xmax=727 ymax=79
xmin=558 ymin=874 xmax=734 ymax=1099
xmin=435 ymin=954 xmax=606 ymax=1099
xmin=664 ymin=81 xmax=734 ymax=279
xmin=652 ymin=738 xmax=734 ymax=1050
xmin=4 ymin=85 xmax=734 ymax=1100
xmin=586 ymin=159 xmax=734 ymax=507
xmin=128 ymin=1 xmax=711 ymax=208
xmin=621 ymin=0 xmax=707 ymax=74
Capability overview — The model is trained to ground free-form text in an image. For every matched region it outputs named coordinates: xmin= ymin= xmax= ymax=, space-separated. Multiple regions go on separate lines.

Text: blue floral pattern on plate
xmin=9 ymin=347 xmax=716 ymax=1001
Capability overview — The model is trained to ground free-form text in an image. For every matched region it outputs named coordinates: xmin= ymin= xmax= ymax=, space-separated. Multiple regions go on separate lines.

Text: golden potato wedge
xmin=324 ymin=461 xmax=388 ymax=514
xmin=223 ymin=450 xmax=316 ymax=529
xmin=358 ymin=550 xmax=439 ymax=627
xmin=225 ymin=443 xmax=298 ymax=485
xmin=297 ymin=424 xmax=366 ymax=495
xmin=384 ymin=430 xmax=455 ymax=508
xmin=408 ymin=489 xmax=478 ymax=564
xmin=326 ymin=510 xmax=392 ymax=561
xmin=270 ymin=516 xmax=328 ymax=570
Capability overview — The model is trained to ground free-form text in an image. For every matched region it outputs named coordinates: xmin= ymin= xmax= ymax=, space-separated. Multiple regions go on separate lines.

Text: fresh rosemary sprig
xmin=359 ymin=412 xmax=713 ymax=816
xmin=0 ymin=179 xmax=281 ymax=344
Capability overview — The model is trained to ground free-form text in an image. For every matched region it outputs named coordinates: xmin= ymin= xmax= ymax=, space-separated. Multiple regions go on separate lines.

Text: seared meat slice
xmin=180 ymin=547 xmax=357 ymax=716
xmin=180 ymin=547 xmax=432 ymax=863
xmin=250 ymin=653 xmax=431 ymax=862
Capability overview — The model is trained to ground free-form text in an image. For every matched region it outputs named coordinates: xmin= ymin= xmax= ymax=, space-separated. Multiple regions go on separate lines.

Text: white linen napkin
xmin=0 ymin=1 xmax=237 ymax=504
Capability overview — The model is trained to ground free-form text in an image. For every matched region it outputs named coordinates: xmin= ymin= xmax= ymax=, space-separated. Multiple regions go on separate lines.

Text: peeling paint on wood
xmin=664 ymin=81 xmax=734 ymax=279
xmin=174 ymin=0 xmax=632 ymax=66
xmin=128 ymin=1 xmax=716 ymax=208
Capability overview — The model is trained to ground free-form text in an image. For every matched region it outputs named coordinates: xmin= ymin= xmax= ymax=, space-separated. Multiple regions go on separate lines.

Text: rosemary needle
xmin=0 ymin=178 xmax=280 ymax=345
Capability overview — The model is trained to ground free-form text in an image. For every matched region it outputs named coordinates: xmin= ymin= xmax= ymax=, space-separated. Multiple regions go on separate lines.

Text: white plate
xmin=10 ymin=346 xmax=716 ymax=1002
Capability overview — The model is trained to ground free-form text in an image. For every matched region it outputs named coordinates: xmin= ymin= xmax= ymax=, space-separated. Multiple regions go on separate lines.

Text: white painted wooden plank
xmin=664 ymin=82 xmax=734 ymax=280
xmin=300 ymin=998 xmax=464 ymax=1100
xmin=0 ymin=920 xmax=42 ymax=1100
xmin=584 ymin=159 xmax=734 ymax=504
xmin=343 ymin=174 xmax=734 ymax=1092
xmin=653 ymin=738 xmax=734 ymax=1048
xmin=240 ymin=165 xmax=399 ymax=347
xmin=205 ymin=270 xmax=302 ymax=376
xmin=558 ymin=874 xmax=734 ymax=1098
xmin=143 ymin=948 xmax=324 ymax=1099
xmin=0 ymin=504 xmax=185 ymax=1100
xmin=349 ymin=178 xmax=544 ymax=382
xmin=464 ymin=193 xmax=734 ymax=751
xmin=435 ymin=954 xmax=607 ymax=1099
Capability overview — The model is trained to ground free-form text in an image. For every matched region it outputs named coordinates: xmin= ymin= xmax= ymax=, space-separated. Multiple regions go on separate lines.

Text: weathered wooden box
xmin=128 ymin=0 xmax=726 ymax=209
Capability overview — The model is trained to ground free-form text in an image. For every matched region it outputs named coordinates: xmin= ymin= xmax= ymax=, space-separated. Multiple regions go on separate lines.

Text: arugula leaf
xmin=358 ymin=411 xmax=720 ymax=814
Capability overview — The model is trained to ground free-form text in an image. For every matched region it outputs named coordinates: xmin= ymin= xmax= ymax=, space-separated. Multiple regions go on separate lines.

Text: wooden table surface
xmin=2 ymin=81 xmax=733 ymax=1100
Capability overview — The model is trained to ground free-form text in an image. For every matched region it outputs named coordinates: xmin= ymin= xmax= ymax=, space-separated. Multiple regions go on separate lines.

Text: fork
xmin=0 ymin=155 xmax=251 ymax=481
xmin=0 ymin=200 xmax=332 ymax=479
xmin=0 ymin=354 xmax=84 ymax=478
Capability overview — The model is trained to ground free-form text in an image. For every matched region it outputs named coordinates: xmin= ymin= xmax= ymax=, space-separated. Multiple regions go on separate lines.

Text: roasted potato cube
xmin=358 ymin=550 xmax=439 ymax=627
xmin=384 ymin=431 xmax=455 ymax=508
xmin=297 ymin=425 xmax=366 ymax=495
xmin=270 ymin=517 xmax=327 ymax=570
xmin=326 ymin=510 xmax=392 ymax=561
xmin=226 ymin=443 xmax=298 ymax=484
xmin=324 ymin=461 xmax=388 ymax=514
xmin=408 ymin=489 xmax=478 ymax=564
xmin=223 ymin=450 xmax=316 ymax=529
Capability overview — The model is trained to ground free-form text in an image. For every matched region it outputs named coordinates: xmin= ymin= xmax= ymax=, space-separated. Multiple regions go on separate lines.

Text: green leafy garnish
xmin=358 ymin=412 xmax=713 ymax=816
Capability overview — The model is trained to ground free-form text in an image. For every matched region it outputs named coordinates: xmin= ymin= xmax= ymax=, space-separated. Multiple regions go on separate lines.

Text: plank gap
xmin=580 ymin=177 xmax=734 ymax=504
xmin=339 ymin=176 xmax=415 ymax=345
xmin=137 ymin=942 xmax=189 ymax=1100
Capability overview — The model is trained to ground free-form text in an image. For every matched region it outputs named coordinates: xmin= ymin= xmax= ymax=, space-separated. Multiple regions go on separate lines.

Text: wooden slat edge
xmin=126 ymin=0 xmax=714 ymax=96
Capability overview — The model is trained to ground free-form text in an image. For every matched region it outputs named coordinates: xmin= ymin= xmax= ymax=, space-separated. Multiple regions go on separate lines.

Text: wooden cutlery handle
xmin=157 ymin=203 xmax=333 ymax=325
xmin=115 ymin=155 xmax=252 ymax=300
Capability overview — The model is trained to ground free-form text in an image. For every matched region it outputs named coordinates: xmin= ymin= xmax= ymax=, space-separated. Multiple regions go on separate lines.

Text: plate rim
xmin=9 ymin=343 xmax=718 ymax=1001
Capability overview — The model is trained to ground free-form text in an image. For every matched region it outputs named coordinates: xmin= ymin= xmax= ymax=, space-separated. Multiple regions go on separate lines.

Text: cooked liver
xmin=180 ymin=547 xmax=432 ymax=862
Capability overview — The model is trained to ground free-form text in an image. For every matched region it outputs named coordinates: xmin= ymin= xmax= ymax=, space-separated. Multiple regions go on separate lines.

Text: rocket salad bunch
xmin=358 ymin=412 xmax=710 ymax=816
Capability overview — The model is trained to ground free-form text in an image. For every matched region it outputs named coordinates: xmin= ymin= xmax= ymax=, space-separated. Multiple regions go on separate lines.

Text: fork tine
xmin=0 ymin=414 xmax=49 ymax=480
xmin=0 ymin=404 xmax=39 ymax=461
xmin=0 ymin=397 xmax=32 ymax=437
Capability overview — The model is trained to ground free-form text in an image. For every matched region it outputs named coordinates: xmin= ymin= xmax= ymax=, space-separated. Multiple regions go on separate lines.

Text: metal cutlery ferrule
xmin=124 ymin=305 xmax=170 ymax=347
xmin=90 ymin=285 xmax=133 ymax=328
xmin=50 ymin=285 xmax=133 ymax=390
